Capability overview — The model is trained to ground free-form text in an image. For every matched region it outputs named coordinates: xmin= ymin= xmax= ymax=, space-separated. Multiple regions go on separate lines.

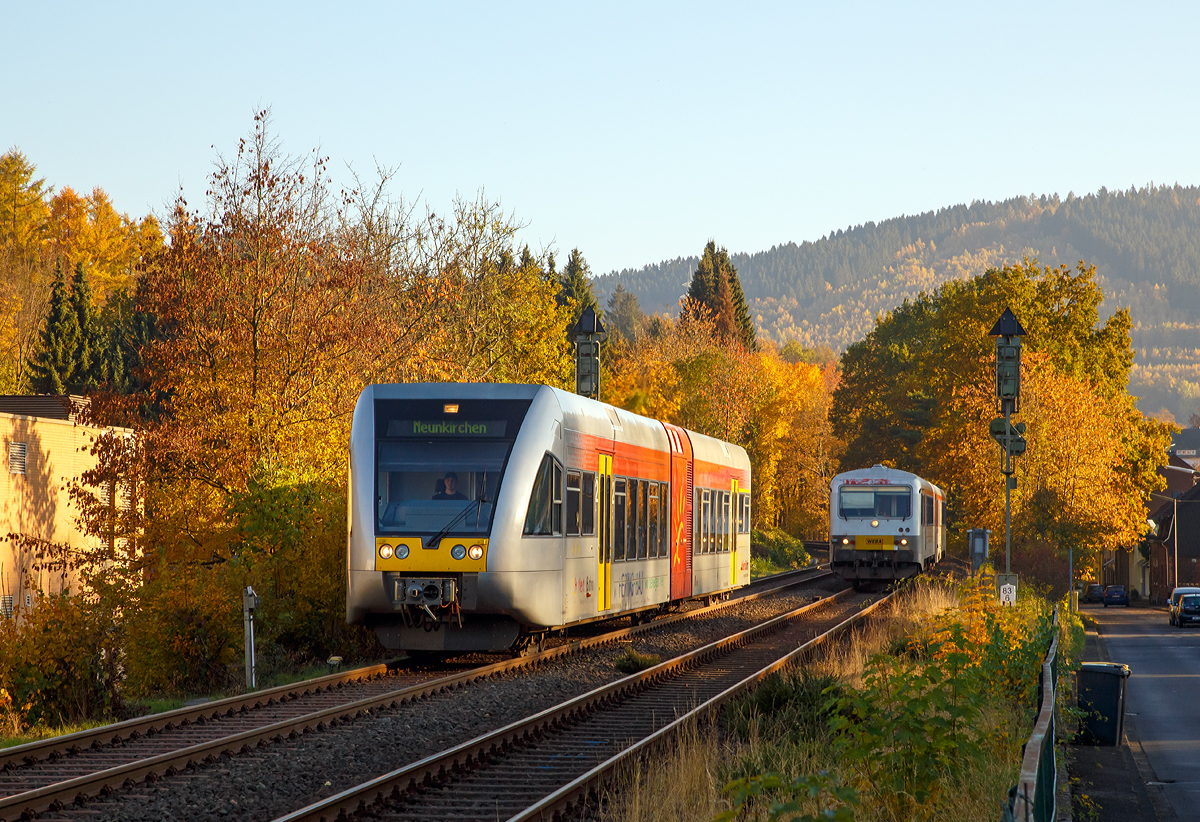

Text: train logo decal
xmin=617 ymin=571 xmax=645 ymax=598
xmin=573 ymin=577 xmax=594 ymax=597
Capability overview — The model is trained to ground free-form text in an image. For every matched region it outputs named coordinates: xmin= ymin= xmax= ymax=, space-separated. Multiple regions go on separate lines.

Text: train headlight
xmin=451 ymin=543 xmax=467 ymax=560
xmin=841 ymin=538 xmax=849 ymax=545
xmin=396 ymin=544 xmax=410 ymax=560
xmin=900 ymin=538 xmax=908 ymax=546
xmin=468 ymin=544 xmax=484 ymax=560
xmin=379 ymin=544 xmax=394 ymax=559
xmin=871 ymin=520 xmax=879 ymax=528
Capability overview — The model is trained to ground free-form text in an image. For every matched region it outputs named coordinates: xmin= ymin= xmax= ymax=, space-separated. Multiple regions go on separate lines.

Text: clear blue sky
xmin=6 ymin=2 xmax=1198 ymax=274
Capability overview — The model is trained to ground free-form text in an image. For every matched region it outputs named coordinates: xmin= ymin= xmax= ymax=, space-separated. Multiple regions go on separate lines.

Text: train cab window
xmin=582 ymin=471 xmax=596 ymax=536
xmin=376 ymin=439 xmax=509 ymax=535
xmin=648 ymin=483 xmax=660 ymax=558
xmin=614 ymin=478 xmax=628 ymax=560
xmin=523 ymin=453 xmax=563 ymax=536
xmin=838 ymin=487 xmax=911 ymax=519
xmin=566 ymin=470 xmax=582 ymax=536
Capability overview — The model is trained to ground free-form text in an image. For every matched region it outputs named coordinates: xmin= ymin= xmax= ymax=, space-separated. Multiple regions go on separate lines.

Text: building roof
xmin=0 ymin=395 xmax=90 ymax=422
xmin=1172 ymin=427 xmax=1200 ymax=457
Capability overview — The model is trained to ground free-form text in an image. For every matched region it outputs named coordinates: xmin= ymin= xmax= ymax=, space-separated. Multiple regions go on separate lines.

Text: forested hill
xmin=593 ymin=185 xmax=1200 ymax=422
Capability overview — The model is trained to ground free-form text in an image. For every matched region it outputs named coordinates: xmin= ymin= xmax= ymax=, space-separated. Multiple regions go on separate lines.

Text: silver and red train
xmin=346 ymin=383 xmax=751 ymax=653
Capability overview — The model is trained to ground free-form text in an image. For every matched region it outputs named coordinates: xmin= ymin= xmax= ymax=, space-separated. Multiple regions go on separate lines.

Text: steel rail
xmin=0 ymin=567 xmax=833 ymax=821
xmin=0 ymin=564 xmax=824 ymax=774
xmin=513 ymin=592 xmax=894 ymax=822
xmin=272 ymin=587 xmax=876 ymax=822
xmin=0 ymin=662 xmax=398 ymax=771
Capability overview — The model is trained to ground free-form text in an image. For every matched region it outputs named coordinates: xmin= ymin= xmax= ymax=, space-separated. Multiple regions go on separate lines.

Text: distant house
xmin=1147 ymin=456 xmax=1200 ymax=605
xmin=1171 ymin=427 xmax=1200 ymax=470
xmin=0 ymin=396 xmax=133 ymax=621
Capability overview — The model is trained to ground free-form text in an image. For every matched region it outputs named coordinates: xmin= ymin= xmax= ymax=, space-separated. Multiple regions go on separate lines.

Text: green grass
xmin=0 ymin=719 xmax=112 ymax=750
xmin=614 ymin=647 xmax=663 ymax=675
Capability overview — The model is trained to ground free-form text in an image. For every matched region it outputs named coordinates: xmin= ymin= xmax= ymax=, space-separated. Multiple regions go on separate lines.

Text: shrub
xmin=0 ymin=593 xmax=123 ymax=728
xmin=752 ymin=528 xmax=811 ymax=571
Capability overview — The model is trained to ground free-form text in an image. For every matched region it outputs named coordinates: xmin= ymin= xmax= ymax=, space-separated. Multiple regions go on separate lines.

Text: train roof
xmin=831 ymin=464 xmax=943 ymax=494
xmin=358 ymin=383 xmax=750 ymax=473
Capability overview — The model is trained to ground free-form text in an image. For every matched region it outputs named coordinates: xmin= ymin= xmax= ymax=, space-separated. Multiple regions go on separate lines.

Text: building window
xmin=8 ymin=442 xmax=27 ymax=475
xmin=0 ymin=596 xmax=12 ymax=619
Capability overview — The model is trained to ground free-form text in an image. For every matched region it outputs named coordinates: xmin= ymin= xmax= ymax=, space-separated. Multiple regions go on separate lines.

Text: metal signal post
xmin=990 ymin=307 xmax=1027 ymax=575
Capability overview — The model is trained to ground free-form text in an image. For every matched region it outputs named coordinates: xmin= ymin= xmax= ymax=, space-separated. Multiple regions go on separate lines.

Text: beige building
xmin=1 ymin=396 xmax=131 ymax=619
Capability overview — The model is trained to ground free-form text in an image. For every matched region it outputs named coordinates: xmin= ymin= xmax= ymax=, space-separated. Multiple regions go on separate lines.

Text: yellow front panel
xmin=374 ymin=537 xmax=489 ymax=572
xmin=857 ymin=535 xmax=895 ymax=550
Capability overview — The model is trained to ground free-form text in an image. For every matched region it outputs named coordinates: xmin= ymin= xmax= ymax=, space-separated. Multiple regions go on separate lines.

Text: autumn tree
xmin=831 ymin=258 xmax=1171 ymax=576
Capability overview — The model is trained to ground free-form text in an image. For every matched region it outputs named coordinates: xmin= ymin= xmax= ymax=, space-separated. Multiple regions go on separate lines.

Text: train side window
xmin=628 ymin=479 xmax=640 ymax=560
xmin=700 ymin=490 xmax=710 ymax=554
xmin=636 ymin=480 xmax=648 ymax=559
xmin=523 ymin=453 xmax=562 ymax=536
xmin=937 ymin=499 xmax=944 ymax=528
xmin=582 ymin=471 xmax=596 ymax=536
xmin=614 ymin=478 xmax=627 ymax=561
xmin=566 ymin=470 xmax=581 ymax=536
xmin=723 ymin=492 xmax=732 ymax=552
xmin=648 ymin=483 xmax=659 ymax=558
xmin=739 ymin=492 xmax=750 ymax=534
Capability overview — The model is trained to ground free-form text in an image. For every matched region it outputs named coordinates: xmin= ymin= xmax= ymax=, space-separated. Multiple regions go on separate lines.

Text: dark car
xmin=1103 ymin=585 xmax=1129 ymax=607
xmin=1177 ymin=594 xmax=1200 ymax=628
xmin=1083 ymin=584 xmax=1104 ymax=604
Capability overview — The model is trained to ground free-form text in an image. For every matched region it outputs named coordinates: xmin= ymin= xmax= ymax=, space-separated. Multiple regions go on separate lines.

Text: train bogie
xmin=347 ymin=383 xmax=751 ymax=653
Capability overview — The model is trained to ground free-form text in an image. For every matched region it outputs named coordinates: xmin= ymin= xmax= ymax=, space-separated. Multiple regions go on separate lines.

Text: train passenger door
xmin=921 ymin=492 xmax=934 ymax=563
xmin=730 ymin=480 xmax=739 ymax=585
xmin=597 ymin=454 xmax=613 ymax=611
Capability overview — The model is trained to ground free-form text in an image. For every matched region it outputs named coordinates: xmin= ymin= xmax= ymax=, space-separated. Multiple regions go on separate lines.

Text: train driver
xmin=433 ymin=471 xmax=468 ymax=501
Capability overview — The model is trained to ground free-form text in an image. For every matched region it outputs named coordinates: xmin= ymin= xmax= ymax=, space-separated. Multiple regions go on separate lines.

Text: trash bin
xmin=1076 ymin=662 xmax=1131 ymax=746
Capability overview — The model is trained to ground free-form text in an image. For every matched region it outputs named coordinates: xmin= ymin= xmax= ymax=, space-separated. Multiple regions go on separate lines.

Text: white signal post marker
xmin=999 ymin=583 xmax=1018 ymax=606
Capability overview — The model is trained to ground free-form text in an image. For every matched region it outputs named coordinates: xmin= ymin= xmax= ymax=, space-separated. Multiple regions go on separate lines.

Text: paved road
xmin=1087 ymin=603 xmax=1200 ymax=818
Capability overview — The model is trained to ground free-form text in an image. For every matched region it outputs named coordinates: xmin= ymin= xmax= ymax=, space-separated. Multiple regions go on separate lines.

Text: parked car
xmin=1083 ymin=584 xmax=1105 ymax=604
xmin=1177 ymin=594 xmax=1200 ymax=628
xmin=1103 ymin=585 xmax=1129 ymax=607
xmin=1168 ymin=587 xmax=1200 ymax=626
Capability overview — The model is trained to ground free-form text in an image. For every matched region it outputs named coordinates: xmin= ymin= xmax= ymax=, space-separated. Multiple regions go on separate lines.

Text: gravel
xmin=46 ymin=576 xmax=848 ymax=822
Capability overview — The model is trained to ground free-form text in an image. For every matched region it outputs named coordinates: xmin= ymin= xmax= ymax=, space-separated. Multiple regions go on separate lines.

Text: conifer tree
xmin=27 ymin=262 xmax=83 ymax=394
xmin=558 ymin=248 xmax=599 ymax=329
xmin=607 ymin=283 xmax=645 ymax=342
xmin=685 ymin=241 xmax=756 ymax=348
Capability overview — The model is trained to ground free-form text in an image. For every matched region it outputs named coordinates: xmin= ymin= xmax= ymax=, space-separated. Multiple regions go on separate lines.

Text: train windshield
xmin=838 ymin=486 xmax=912 ymax=519
xmin=374 ymin=397 xmax=531 ymax=535
xmin=377 ymin=441 xmax=510 ymax=534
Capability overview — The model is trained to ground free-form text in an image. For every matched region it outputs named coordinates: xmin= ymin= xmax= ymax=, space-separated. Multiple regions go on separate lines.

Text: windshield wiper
xmin=425 ymin=497 xmax=484 ymax=550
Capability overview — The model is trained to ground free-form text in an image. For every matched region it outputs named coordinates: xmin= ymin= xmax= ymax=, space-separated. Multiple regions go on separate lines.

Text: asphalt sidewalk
xmin=1069 ymin=614 xmax=1176 ymax=821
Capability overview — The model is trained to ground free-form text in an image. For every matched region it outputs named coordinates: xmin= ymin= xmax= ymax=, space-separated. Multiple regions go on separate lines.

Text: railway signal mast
xmin=990 ymin=308 xmax=1027 ymax=576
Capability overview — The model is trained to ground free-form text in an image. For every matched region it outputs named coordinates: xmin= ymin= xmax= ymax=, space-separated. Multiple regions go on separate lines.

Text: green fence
xmin=1004 ymin=607 xmax=1060 ymax=822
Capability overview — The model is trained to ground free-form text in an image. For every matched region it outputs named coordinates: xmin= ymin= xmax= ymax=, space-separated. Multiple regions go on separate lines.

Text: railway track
xmin=0 ymin=566 xmax=834 ymax=822
xmin=275 ymin=588 xmax=889 ymax=822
